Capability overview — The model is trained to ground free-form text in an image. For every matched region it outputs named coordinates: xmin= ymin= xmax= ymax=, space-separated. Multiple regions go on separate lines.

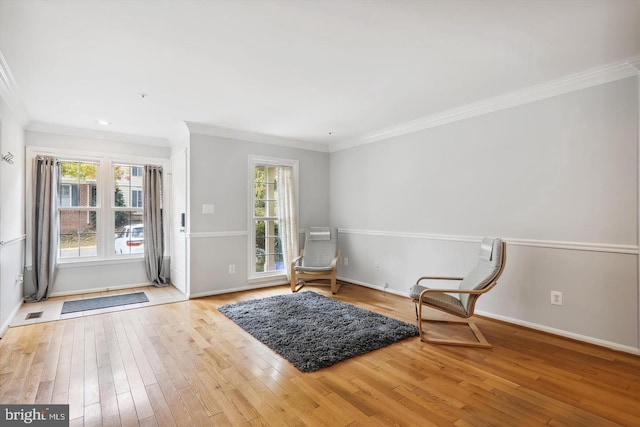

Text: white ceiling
xmin=1 ymin=0 xmax=639 ymax=150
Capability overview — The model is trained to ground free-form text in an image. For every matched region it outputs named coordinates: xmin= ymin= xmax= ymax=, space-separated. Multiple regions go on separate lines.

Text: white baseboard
xmin=338 ymin=276 xmax=408 ymax=297
xmin=338 ymin=276 xmax=640 ymax=356
xmin=474 ymin=310 xmax=640 ymax=356
xmin=189 ymin=280 xmax=288 ymax=299
xmin=0 ymin=300 xmax=23 ymax=338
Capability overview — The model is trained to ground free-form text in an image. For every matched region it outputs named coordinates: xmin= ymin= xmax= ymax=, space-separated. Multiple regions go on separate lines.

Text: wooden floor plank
xmin=1 ymin=283 xmax=639 ymax=426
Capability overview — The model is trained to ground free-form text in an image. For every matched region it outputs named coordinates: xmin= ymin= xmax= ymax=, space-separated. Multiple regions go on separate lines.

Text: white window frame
xmin=248 ymin=155 xmax=299 ymax=281
xmin=25 ymin=146 xmax=168 ymax=267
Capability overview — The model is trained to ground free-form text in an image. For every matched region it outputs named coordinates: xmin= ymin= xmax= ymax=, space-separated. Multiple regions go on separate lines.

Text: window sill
xmin=248 ymin=272 xmax=287 ymax=284
xmin=55 ymin=256 xmax=145 ymax=269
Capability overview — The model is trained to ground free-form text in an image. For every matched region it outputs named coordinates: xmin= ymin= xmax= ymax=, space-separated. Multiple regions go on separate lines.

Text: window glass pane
xmin=58 ymin=161 xmax=97 ymax=207
xmin=254 ymin=166 xmax=278 ymax=217
xmin=114 ymin=211 xmax=144 ymax=255
xmin=114 ymin=164 xmax=144 ymax=208
xmin=60 ymin=185 xmax=71 ymax=207
xmin=59 ymin=210 xmax=97 ymax=258
xmin=254 ymin=219 xmax=282 ymax=273
xmin=132 ymin=190 xmax=143 ymax=208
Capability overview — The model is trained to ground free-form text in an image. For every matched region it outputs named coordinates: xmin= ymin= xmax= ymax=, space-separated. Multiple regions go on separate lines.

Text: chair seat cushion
xmin=294 ymin=265 xmax=332 ymax=273
xmin=410 ymin=285 xmax=469 ymax=317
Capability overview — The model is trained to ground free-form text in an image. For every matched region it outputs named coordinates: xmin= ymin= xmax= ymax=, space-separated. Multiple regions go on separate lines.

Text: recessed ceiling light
xmin=96 ymin=120 xmax=111 ymax=126
xmin=328 ymin=131 xmax=333 ymax=135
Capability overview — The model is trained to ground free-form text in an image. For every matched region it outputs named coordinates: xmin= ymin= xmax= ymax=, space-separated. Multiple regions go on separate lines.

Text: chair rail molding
xmin=188 ymin=229 xmax=307 ymax=240
xmin=0 ymin=234 xmax=26 ymax=247
xmin=337 ymin=229 xmax=639 ymax=255
xmin=187 ymin=231 xmax=248 ymax=239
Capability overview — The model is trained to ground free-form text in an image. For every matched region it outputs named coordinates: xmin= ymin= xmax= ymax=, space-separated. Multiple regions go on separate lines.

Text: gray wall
xmin=187 ymin=133 xmax=330 ymax=297
xmin=0 ymin=97 xmax=26 ymax=335
xmin=330 ymin=77 xmax=639 ymax=352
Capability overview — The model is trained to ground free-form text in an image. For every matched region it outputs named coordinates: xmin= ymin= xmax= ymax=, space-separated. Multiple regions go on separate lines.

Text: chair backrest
xmin=302 ymin=227 xmax=338 ymax=268
xmin=458 ymin=237 xmax=505 ymax=312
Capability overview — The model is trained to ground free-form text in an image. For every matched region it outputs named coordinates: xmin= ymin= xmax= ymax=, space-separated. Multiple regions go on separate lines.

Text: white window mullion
xmin=101 ymin=158 xmax=112 ymax=257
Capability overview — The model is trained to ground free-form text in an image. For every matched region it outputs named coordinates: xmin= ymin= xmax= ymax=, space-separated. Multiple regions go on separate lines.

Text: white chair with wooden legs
xmin=409 ymin=237 xmax=506 ymax=348
xmin=290 ymin=227 xmax=341 ymax=294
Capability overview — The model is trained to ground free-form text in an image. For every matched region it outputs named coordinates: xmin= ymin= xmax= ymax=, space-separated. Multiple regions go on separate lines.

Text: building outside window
xmin=113 ymin=164 xmax=144 ymax=255
xmin=58 ymin=161 xmax=98 ymax=258
xmin=55 ymin=160 xmax=148 ymax=259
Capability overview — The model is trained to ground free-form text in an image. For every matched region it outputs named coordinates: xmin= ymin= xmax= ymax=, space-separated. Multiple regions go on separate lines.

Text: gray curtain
xmin=143 ymin=165 xmax=170 ymax=286
xmin=26 ymin=156 xmax=58 ymax=302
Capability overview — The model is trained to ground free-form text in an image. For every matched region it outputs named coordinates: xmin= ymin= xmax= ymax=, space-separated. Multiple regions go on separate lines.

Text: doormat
xmin=61 ymin=292 xmax=149 ymax=314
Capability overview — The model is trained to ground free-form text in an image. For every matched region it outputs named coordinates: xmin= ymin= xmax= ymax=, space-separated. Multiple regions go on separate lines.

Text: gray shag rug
xmin=61 ymin=292 xmax=149 ymax=314
xmin=217 ymin=291 xmax=419 ymax=372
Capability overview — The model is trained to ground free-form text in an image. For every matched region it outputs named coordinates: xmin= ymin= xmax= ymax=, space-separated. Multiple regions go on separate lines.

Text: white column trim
xmin=0 ymin=50 xmax=28 ymax=126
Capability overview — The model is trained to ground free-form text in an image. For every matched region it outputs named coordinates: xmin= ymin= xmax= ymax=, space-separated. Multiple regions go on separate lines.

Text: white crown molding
xmin=0 ymin=50 xmax=29 ymax=126
xmin=26 ymin=121 xmax=171 ymax=147
xmin=337 ymin=229 xmax=639 ymax=255
xmin=330 ymin=55 xmax=640 ymax=152
xmin=185 ymin=121 xmax=329 ymax=153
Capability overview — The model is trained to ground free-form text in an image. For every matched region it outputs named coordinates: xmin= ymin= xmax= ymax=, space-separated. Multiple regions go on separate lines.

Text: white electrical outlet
xmin=343 ymin=257 xmax=348 ymax=266
xmin=374 ymin=262 xmax=380 ymax=272
xmin=550 ymin=291 xmax=562 ymax=306
xmin=228 ymin=264 xmax=236 ymax=274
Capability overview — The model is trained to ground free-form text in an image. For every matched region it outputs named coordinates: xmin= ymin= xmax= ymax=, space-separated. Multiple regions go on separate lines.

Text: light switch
xmin=202 ymin=204 xmax=215 ymax=214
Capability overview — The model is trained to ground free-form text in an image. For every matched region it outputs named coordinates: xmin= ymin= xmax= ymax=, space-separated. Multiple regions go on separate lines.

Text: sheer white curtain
xmin=27 ymin=156 xmax=58 ymax=302
xmin=277 ymin=166 xmax=298 ymax=279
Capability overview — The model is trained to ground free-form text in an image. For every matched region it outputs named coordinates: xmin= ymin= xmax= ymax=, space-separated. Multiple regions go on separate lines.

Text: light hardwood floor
xmin=1 ymin=282 xmax=638 ymax=426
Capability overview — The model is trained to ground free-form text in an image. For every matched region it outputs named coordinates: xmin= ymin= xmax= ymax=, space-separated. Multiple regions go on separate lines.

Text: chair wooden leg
xmin=419 ymin=318 xmax=491 ymax=348
xmin=417 ymin=303 xmax=491 ymax=348
xmin=291 ymin=274 xmax=304 ymax=293
xmin=331 ymin=273 xmax=337 ymax=294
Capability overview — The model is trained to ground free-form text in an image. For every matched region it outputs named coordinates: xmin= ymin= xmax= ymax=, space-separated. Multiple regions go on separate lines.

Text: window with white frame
xmin=33 ymin=149 xmax=166 ymax=263
xmin=58 ymin=161 xmax=98 ymax=258
xmin=249 ymin=156 xmax=298 ymax=278
xmin=113 ymin=164 xmax=145 ymax=255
